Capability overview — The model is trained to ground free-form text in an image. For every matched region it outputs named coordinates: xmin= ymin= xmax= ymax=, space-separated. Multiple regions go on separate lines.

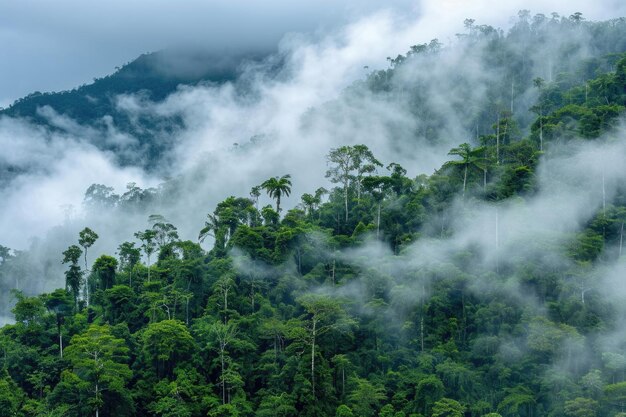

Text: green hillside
xmin=3 ymin=11 xmax=626 ymax=417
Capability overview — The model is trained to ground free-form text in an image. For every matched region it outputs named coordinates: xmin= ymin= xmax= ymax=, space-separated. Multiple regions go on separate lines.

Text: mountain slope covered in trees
xmin=3 ymin=11 xmax=626 ymax=417
xmin=0 ymin=49 xmax=268 ymax=169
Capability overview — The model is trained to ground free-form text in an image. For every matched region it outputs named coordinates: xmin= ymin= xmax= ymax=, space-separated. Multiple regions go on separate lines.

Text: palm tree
xmin=261 ymin=174 xmax=292 ymax=213
xmin=444 ymin=143 xmax=486 ymax=197
xmin=198 ymin=213 xmax=220 ymax=243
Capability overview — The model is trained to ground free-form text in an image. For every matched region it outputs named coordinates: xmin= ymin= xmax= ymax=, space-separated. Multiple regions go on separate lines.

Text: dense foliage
xmin=3 ymin=11 xmax=626 ymax=417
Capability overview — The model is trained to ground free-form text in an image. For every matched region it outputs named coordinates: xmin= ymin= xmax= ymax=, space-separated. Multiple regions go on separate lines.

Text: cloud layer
xmin=1 ymin=1 xmax=626 ymax=308
xmin=2 ymin=0 xmax=626 ymax=107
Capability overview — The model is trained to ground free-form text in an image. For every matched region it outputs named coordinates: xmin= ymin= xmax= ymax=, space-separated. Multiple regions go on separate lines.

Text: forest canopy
xmin=2 ymin=11 xmax=626 ymax=417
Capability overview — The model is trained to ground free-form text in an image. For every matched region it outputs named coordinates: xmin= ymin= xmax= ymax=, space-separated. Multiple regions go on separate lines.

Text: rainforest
xmin=2 ymin=6 xmax=626 ymax=417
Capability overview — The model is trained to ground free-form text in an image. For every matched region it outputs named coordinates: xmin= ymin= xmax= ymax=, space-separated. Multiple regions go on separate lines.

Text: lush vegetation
xmin=3 ymin=11 xmax=626 ymax=417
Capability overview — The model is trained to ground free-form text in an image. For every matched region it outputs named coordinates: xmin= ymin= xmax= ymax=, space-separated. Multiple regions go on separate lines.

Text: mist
xmin=3 ymin=4 xmax=626 ymax=415
xmin=2 ymin=1 xmax=626 ymax=346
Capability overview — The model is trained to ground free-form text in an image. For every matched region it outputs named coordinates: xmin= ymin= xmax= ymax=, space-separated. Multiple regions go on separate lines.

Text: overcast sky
xmin=1 ymin=0 xmax=625 ymax=108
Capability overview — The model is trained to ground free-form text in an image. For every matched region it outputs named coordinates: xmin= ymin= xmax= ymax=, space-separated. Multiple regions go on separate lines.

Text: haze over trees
xmin=3 ymin=10 xmax=626 ymax=417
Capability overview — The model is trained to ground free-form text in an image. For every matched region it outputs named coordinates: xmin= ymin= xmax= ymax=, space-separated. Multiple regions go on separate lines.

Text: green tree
xmin=11 ymin=289 xmax=41 ymax=321
xmin=497 ymin=386 xmax=535 ymax=417
xmin=443 ymin=143 xmax=486 ymax=197
xmin=415 ymin=374 xmax=445 ymax=415
xmin=563 ymin=397 xmax=597 ymax=417
xmin=116 ymin=241 xmax=140 ymax=286
xmin=64 ymin=324 xmax=132 ymax=417
xmin=104 ymin=285 xmax=135 ymax=324
xmin=142 ymin=320 xmax=194 ymax=378
xmin=301 ymin=193 xmax=317 ymax=218
xmin=250 ymin=185 xmax=261 ymax=210
xmin=134 ymin=229 xmax=157 ymax=282
xmin=62 ymin=244 xmax=83 ymax=308
xmin=210 ymin=320 xmax=238 ymax=405
xmin=351 ymin=144 xmax=383 ymax=200
xmin=91 ymin=255 xmax=118 ymax=292
xmin=256 ymin=393 xmax=296 ymax=417
xmin=0 ymin=375 xmax=23 ymax=417
xmin=605 ymin=382 xmax=626 ymax=414
xmin=432 ymin=398 xmax=465 ymax=417
xmin=261 ymin=174 xmax=292 ymax=214
xmin=326 ymin=145 xmax=380 ymax=222
xmin=347 ymin=377 xmax=386 ymax=417
xmin=44 ymin=289 xmax=73 ymax=357
xmin=290 ymin=294 xmax=355 ymax=398
xmin=336 ymin=404 xmax=354 ymax=417
xmin=326 ymin=146 xmax=354 ymax=222
xmin=199 ymin=197 xmax=257 ymax=253
xmin=530 ymin=77 xmax=546 ymax=151
xmin=362 ymin=175 xmax=393 ymax=238
xmin=149 ymin=214 xmax=180 ymax=248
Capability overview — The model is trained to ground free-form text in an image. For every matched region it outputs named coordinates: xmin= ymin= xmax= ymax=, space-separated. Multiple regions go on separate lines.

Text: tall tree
xmin=326 ymin=145 xmax=380 ymax=222
xmin=362 ymin=176 xmax=393 ymax=238
xmin=261 ymin=175 xmax=292 ymax=214
xmin=351 ymin=144 xmax=383 ymax=200
xmin=212 ymin=321 xmax=238 ymax=405
xmin=134 ymin=229 xmax=157 ymax=282
xmin=444 ymin=143 xmax=487 ymax=197
xmin=45 ymin=289 xmax=73 ymax=358
xmin=64 ymin=324 xmax=132 ymax=417
xmin=250 ymin=186 xmax=261 ymax=210
xmin=62 ymin=245 xmax=83 ymax=308
xmin=290 ymin=294 xmax=354 ymax=398
xmin=78 ymin=227 xmax=99 ymax=306
xmin=91 ymin=255 xmax=118 ymax=291
xmin=326 ymin=146 xmax=355 ymax=223
xmin=530 ymin=77 xmax=546 ymax=151
xmin=148 ymin=215 xmax=179 ymax=249
xmin=116 ymin=242 xmax=140 ymax=287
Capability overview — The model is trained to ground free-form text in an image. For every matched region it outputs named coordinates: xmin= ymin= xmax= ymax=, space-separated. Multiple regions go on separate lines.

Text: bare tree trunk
xmin=296 ymin=248 xmax=302 ymax=275
xmin=420 ymin=315 xmax=424 ymax=352
xmin=311 ymin=319 xmax=316 ymax=398
xmin=602 ymin=169 xmax=606 ymax=215
xmin=251 ymin=281 xmax=255 ymax=311
xmin=84 ymin=251 xmax=90 ymax=306
xmin=495 ymin=207 xmax=500 ymax=274
xmin=496 ymin=113 xmax=500 ymax=165
xmin=510 ymin=79 xmax=514 ymax=113
xmin=344 ymin=186 xmax=349 ymax=223
xmin=224 ymin=288 xmax=229 ymax=324
xmin=483 ymin=166 xmax=487 ymax=191
xmin=377 ymin=202 xmax=381 ymax=238
xmin=462 ymin=165 xmax=468 ymax=198
xmin=539 ymin=112 xmax=543 ymax=151
xmin=619 ymin=222 xmax=624 ymax=258
xmin=58 ymin=320 xmax=63 ymax=358
xmin=221 ymin=350 xmax=226 ymax=404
